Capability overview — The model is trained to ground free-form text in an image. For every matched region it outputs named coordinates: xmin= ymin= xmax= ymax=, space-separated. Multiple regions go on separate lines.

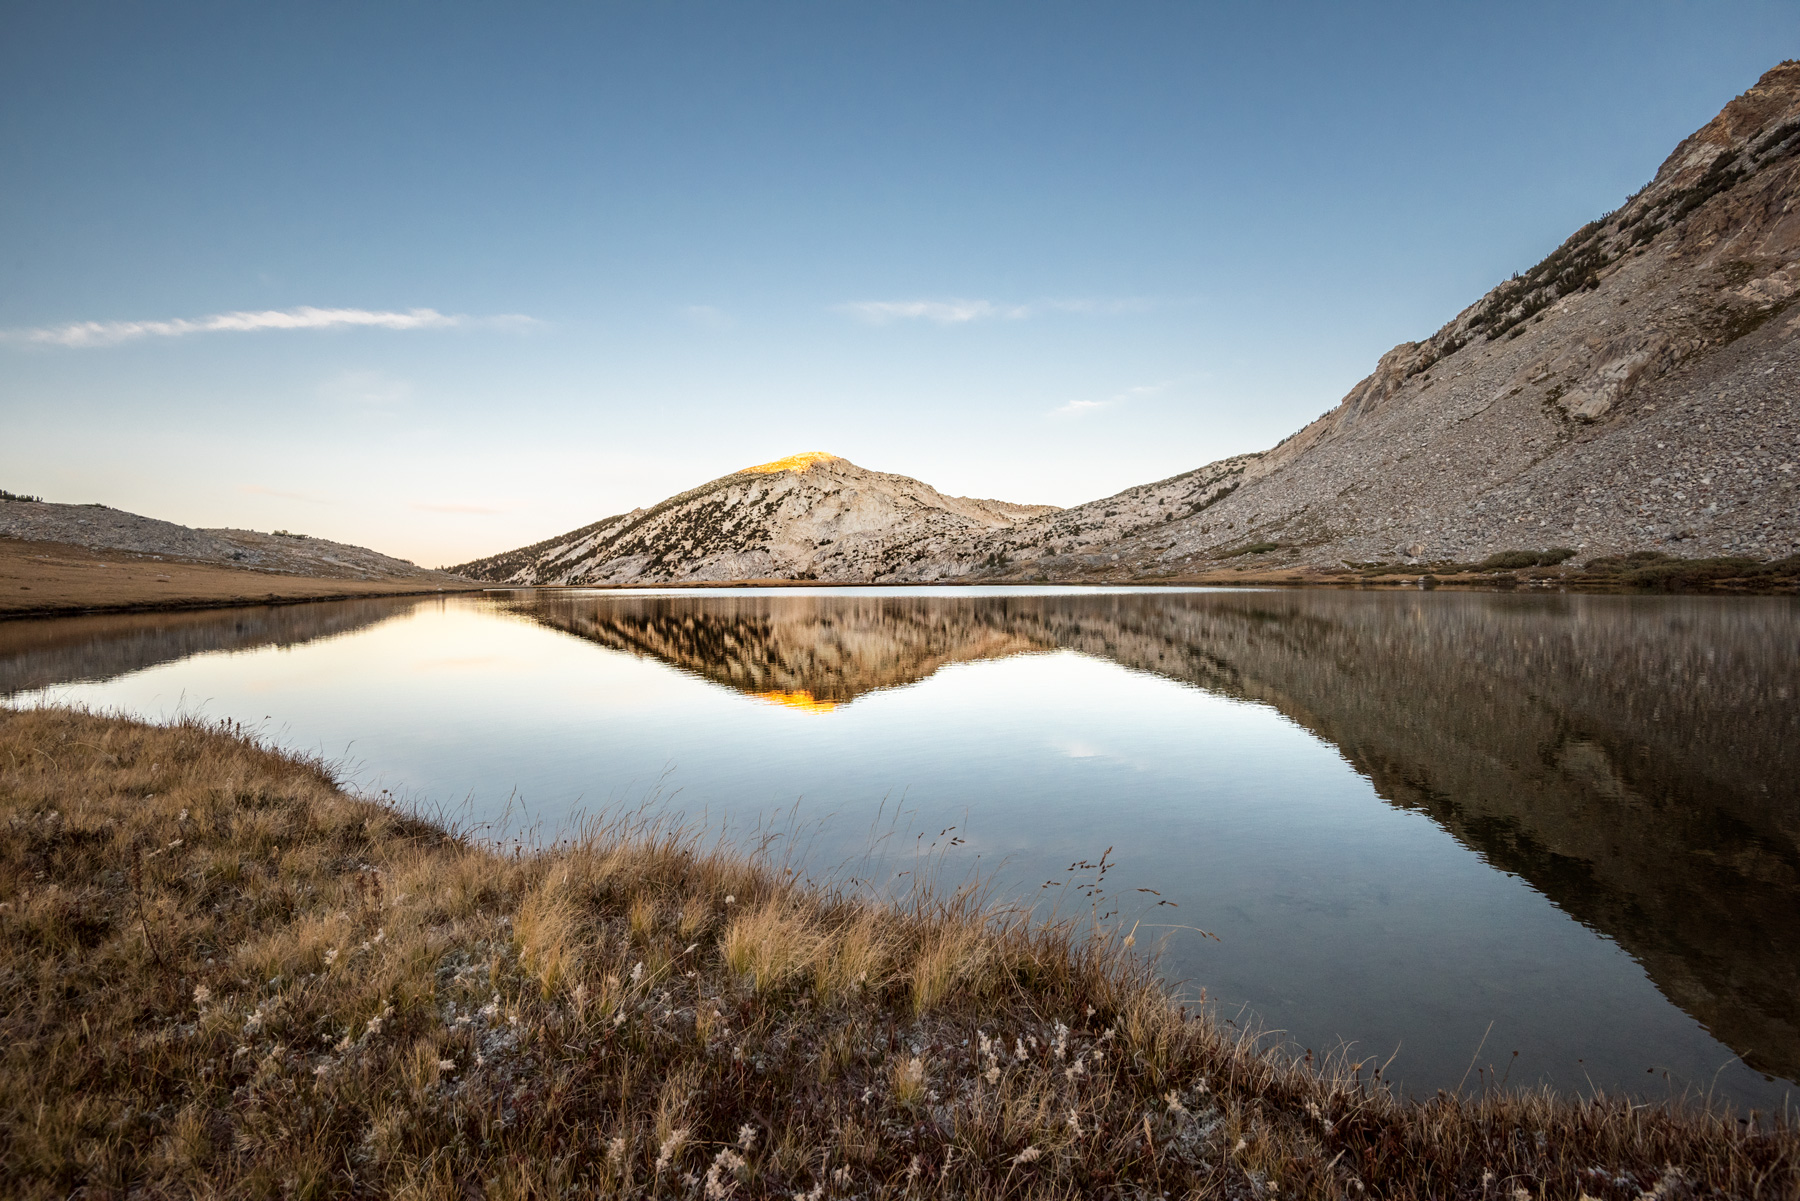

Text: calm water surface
xmin=4 ymin=586 xmax=1797 ymax=1108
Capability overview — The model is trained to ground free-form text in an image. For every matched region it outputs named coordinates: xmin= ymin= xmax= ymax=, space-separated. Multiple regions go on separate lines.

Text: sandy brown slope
xmin=0 ymin=538 xmax=477 ymax=619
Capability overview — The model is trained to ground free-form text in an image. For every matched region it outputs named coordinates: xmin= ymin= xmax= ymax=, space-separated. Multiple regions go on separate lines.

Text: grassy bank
xmin=2 ymin=708 xmax=1794 ymax=1199
xmin=1150 ymin=550 xmax=1800 ymax=594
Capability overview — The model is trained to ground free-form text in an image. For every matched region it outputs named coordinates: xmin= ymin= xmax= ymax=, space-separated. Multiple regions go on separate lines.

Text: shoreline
xmin=469 ymin=558 xmax=1800 ymax=596
xmin=1 ymin=706 xmax=1792 ymax=1198
xmin=6 ymin=534 xmax=1794 ymax=622
xmin=0 ymin=585 xmax=484 ymax=623
xmin=5 ymin=569 xmax=1791 ymax=627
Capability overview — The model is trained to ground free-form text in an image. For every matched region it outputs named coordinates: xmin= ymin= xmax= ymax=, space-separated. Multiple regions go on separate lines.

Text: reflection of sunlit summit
xmin=519 ymin=594 xmax=1054 ymax=704
xmin=738 ymin=451 xmax=843 ymax=475
xmin=757 ymin=689 xmax=838 ymax=713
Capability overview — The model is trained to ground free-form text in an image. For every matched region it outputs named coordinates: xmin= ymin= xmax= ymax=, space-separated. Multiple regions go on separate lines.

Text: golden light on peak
xmin=739 ymin=451 xmax=842 ymax=475
xmin=757 ymin=689 xmax=839 ymax=713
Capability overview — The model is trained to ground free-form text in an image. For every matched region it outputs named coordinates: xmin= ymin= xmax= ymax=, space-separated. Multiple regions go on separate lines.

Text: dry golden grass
xmin=2 ymin=705 xmax=1795 ymax=1199
xmin=0 ymin=536 xmax=474 ymax=617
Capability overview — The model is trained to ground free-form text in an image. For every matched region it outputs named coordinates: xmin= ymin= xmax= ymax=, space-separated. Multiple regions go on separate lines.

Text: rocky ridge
xmin=451 ymin=452 xmax=1056 ymax=585
xmin=0 ymin=499 xmax=463 ymax=584
xmin=946 ymin=62 xmax=1800 ymax=580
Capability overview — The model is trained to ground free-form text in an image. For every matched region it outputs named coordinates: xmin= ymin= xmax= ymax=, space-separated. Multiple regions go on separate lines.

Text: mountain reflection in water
xmin=0 ymin=598 xmax=411 ymax=696
xmin=4 ymin=587 xmax=1796 ymax=1099
xmin=516 ymin=589 xmax=1800 ymax=1084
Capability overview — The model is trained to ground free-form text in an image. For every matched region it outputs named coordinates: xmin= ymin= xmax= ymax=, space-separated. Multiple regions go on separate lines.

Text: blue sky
xmin=2 ymin=2 xmax=1794 ymax=566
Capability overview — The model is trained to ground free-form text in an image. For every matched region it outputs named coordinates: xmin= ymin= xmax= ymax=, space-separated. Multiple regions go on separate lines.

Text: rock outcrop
xmin=451 ymin=452 xmax=1056 ymax=585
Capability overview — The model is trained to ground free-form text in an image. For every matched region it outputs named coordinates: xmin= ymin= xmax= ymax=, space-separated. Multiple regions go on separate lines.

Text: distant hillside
xmin=450 ymin=453 xmax=1056 ymax=585
xmin=944 ymin=61 xmax=1800 ymax=580
xmin=0 ymin=497 xmax=465 ymax=585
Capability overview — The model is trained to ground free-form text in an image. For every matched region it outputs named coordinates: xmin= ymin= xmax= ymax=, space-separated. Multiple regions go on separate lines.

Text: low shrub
xmin=1476 ymin=547 xmax=1577 ymax=570
xmin=1575 ymin=552 xmax=1800 ymax=591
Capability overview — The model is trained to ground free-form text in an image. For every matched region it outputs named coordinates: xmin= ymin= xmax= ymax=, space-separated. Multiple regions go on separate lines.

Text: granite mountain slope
xmin=451 ymin=452 xmax=1056 ymax=585
xmin=945 ymin=61 xmax=1800 ymax=580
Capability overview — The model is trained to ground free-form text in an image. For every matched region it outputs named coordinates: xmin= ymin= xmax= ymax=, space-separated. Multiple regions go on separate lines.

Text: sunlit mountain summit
xmin=737 ymin=450 xmax=843 ymax=475
xmin=452 ymin=453 xmax=1057 ymax=585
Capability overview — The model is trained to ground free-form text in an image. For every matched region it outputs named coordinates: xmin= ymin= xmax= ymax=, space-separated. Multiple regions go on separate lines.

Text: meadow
xmin=2 ymin=706 xmax=1794 ymax=1199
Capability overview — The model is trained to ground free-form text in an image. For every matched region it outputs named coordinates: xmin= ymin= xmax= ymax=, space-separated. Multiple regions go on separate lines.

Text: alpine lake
xmin=4 ymin=585 xmax=1796 ymax=1111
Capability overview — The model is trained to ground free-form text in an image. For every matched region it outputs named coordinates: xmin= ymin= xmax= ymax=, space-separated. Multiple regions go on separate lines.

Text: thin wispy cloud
xmin=320 ymin=369 xmax=414 ymax=407
xmin=681 ymin=304 xmax=736 ymax=331
xmin=240 ymin=483 xmax=332 ymax=504
xmin=5 ymin=306 xmax=534 ymax=348
xmin=1053 ymin=380 xmax=1172 ymax=418
xmin=838 ymin=296 xmax=1153 ymax=325
xmin=1037 ymin=297 xmax=1154 ymax=316
xmin=840 ymin=299 xmax=1029 ymax=324
xmin=410 ymin=501 xmax=510 ymax=515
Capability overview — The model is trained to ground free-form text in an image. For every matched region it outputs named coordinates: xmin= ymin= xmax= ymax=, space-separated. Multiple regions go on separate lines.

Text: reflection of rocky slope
xmin=521 ymin=590 xmax=1800 ymax=1078
xmin=452 ymin=453 xmax=1056 ymax=586
xmin=1017 ymin=591 xmax=1800 ymax=1080
xmin=0 ymin=597 xmax=423 ymax=696
xmin=518 ymin=593 xmax=1053 ymax=703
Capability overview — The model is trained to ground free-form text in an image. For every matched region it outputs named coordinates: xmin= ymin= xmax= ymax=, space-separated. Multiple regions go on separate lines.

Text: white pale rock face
xmin=940 ymin=62 xmax=1800 ymax=577
xmin=459 ymin=452 xmax=1060 ymax=586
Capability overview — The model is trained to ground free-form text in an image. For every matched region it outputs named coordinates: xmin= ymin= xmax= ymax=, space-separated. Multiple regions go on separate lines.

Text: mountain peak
xmin=454 ymin=453 xmax=1054 ymax=585
xmin=738 ymin=452 xmax=844 ymax=475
